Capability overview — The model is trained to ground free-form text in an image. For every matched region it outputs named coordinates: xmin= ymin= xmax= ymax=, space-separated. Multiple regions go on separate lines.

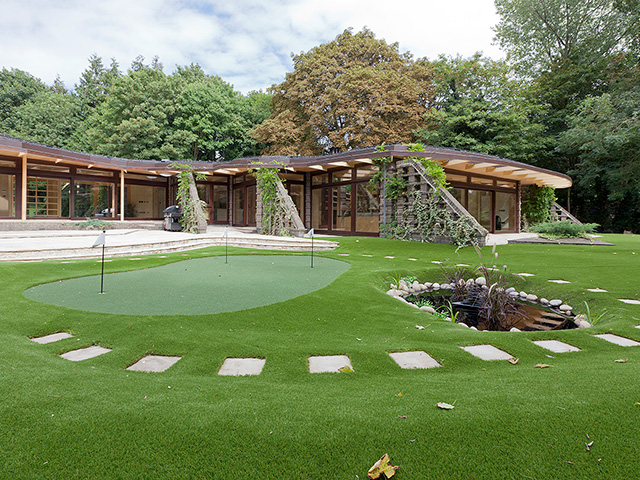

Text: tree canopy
xmin=252 ymin=29 xmax=434 ymax=155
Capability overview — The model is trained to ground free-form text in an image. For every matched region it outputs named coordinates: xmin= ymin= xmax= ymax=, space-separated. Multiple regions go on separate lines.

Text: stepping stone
xmin=338 ymin=253 xmax=349 ymax=256
xmin=308 ymin=355 xmax=353 ymax=373
xmin=618 ymin=299 xmax=640 ymax=305
xmin=389 ymin=351 xmax=440 ymax=369
xmin=517 ymin=273 xmax=535 ymax=277
xmin=431 ymin=261 xmax=442 ymax=264
xmin=460 ymin=344 xmax=513 ymax=361
xmin=384 ymin=256 xmax=395 ymax=259
xmin=407 ymin=258 xmax=417 ymax=261
xmin=362 ymin=254 xmax=372 ymax=257
xmin=594 ymin=334 xmax=640 ymax=347
xmin=218 ymin=357 xmax=265 ymax=376
xmin=60 ymin=261 xmax=76 ymax=264
xmin=533 ymin=340 xmax=580 ymax=353
xmin=548 ymin=279 xmax=571 ymax=284
xmin=60 ymin=345 xmax=111 ymax=361
xmin=157 ymin=255 xmax=167 ymax=258
xmin=127 ymin=355 xmax=181 ymax=373
xmin=129 ymin=258 xmax=142 ymax=261
xmin=587 ymin=288 xmax=608 ymax=293
xmin=31 ymin=332 xmax=73 ymax=344
xmin=456 ymin=263 xmax=470 ymax=267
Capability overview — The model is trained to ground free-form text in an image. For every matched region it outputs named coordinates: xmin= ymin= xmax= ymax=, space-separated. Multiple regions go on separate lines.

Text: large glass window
xmin=212 ymin=185 xmax=228 ymax=222
xmin=247 ymin=185 xmax=256 ymax=226
xmin=495 ymin=191 xmax=516 ymax=231
xmin=332 ymin=185 xmax=351 ymax=231
xmin=233 ymin=188 xmax=244 ymax=225
xmin=125 ymin=185 xmax=166 ymax=218
xmin=27 ymin=177 xmax=70 ymax=217
xmin=356 ymin=184 xmax=379 ymax=232
xmin=312 ymin=187 xmax=329 ymax=229
xmin=467 ymin=189 xmax=492 ymax=230
xmin=75 ymin=182 xmax=113 ymax=218
xmin=0 ymin=174 xmax=16 ymax=217
xmin=288 ymin=184 xmax=304 ymax=221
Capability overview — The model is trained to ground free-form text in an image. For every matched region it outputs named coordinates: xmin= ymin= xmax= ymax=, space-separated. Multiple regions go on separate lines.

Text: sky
xmin=1 ymin=0 xmax=503 ymax=94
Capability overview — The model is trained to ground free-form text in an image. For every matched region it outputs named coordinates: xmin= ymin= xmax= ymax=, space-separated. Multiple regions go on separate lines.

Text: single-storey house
xmin=0 ymin=134 xmax=571 ymax=242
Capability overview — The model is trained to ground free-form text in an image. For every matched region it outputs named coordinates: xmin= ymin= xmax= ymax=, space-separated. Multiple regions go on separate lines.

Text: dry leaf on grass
xmin=508 ymin=358 xmax=519 ymax=365
xmin=534 ymin=363 xmax=552 ymax=368
xmin=367 ymin=453 xmax=399 ymax=479
xmin=338 ymin=365 xmax=352 ymax=372
xmin=614 ymin=359 xmax=628 ymax=363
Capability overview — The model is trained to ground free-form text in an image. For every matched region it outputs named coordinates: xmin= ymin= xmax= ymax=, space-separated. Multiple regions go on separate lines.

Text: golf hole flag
xmin=308 ymin=228 xmax=314 ymax=238
xmin=92 ymin=231 xmax=106 ymax=247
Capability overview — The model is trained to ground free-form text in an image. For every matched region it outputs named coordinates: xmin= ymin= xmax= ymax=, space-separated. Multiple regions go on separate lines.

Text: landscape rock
xmin=578 ymin=320 xmax=592 ymax=329
xmin=549 ymin=299 xmax=563 ymax=307
xmin=519 ymin=291 xmax=528 ymax=298
xmin=510 ymin=327 xmax=521 ymax=332
xmin=559 ymin=304 xmax=572 ymax=312
xmin=432 ymin=282 xmax=440 ymax=290
xmin=420 ymin=306 xmax=436 ymax=313
xmin=506 ymin=287 xmax=516 ymax=294
xmin=458 ymin=322 xmax=469 ymax=328
xmin=526 ymin=294 xmax=538 ymax=302
xmin=475 ymin=276 xmax=487 ymax=286
xmin=509 ymin=291 xmax=519 ymax=297
xmin=540 ymin=298 xmax=549 ymax=306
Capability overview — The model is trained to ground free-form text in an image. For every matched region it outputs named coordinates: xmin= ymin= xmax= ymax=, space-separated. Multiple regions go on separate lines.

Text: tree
xmin=252 ymin=28 xmax=434 ymax=155
xmin=417 ymin=54 xmax=548 ymax=163
xmin=9 ymin=91 xmax=81 ymax=149
xmin=0 ymin=68 xmax=47 ymax=132
xmin=75 ymin=54 xmax=120 ymax=114
xmin=558 ymin=88 xmax=640 ymax=231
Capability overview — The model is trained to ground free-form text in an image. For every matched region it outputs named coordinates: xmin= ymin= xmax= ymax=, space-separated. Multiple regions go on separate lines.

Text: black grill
xmin=163 ymin=205 xmax=183 ymax=231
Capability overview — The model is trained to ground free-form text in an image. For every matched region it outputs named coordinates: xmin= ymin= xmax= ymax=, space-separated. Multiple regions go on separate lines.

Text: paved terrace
xmin=0 ymin=222 xmax=337 ymax=262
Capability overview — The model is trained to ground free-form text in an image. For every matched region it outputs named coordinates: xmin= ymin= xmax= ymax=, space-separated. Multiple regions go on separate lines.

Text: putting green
xmin=24 ymin=255 xmax=349 ymax=315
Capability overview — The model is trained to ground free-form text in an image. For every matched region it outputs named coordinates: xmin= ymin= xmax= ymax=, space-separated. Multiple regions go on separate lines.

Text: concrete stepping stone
xmin=218 ymin=357 xmax=265 ymax=376
xmin=460 ymin=344 xmax=513 ymax=361
xmin=517 ymin=273 xmax=535 ymax=277
xmin=431 ymin=261 xmax=442 ymax=264
xmin=362 ymin=254 xmax=372 ymax=257
xmin=587 ymin=288 xmax=608 ymax=293
xmin=129 ymin=258 xmax=142 ymax=261
xmin=389 ymin=351 xmax=440 ymax=369
xmin=594 ymin=334 xmax=640 ymax=347
xmin=618 ymin=299 xmax=640 ymax=305
xmin=533 ymin=340 xmax=580 ymax=353
xmin=157 ymin=255 xmax=168 ymax=258
xmin=60 ymin=345 xmax=111 ymax=361
xmin=338 ymin=253 xmax=349 ymax=256
xmin=308 ymin=355 xmax=353 ymax=373
xmin=384 ymin=256 xmax=395 ymax=259
xmin=60 ymin=261 xmax=76 ymax=264
xmin=455 ymin=263 xmax=470 ymax=267
xmin=127 ymin=355 xmax=181 ymax=372
xmin=408 ymin=258 xmax=417 ymax=261
xmin=548 ymin=279 xmax=571 ymax=284
xmin=31 ymin=332 xmax=73 ymax=344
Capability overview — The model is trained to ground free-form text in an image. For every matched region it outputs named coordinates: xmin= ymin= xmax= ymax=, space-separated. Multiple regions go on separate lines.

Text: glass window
xmin=312 ymin=173 xmax=328 ymax=185
xmin=76 ymin=168 xmax=115 ymax=177
xmin=279 ymin=172 xmax=304 ymax=182
xmin=233 ymin=188 xmax=244 ymax=224
xmin=332 ymin=185 xmax=351 ymax=230
xmin=495 ymin=192 xmax=516 ymax=231
xmin=467 ymin=189 xmax=492 ymax=230
xmin=75 ymin=182 xmax=114 ymax=218
xmin=197 ymin=185 xmax=210 ymax=203
xmin=446 ymin=173 xmax=467 ymax=183
xmin=311 ymin=187 xmax=329 ymax=229
xmin=247 ymin=185 xmax=256 ymax=226
xmin=27 ymin=177 xmax=70 ymax=217
xmin=450 ymin=187 xmax=464 ymax=207
xmin=356 ymin=183 xmax=379 ymax=233
xmin=125 ymin=185 xmax=166 ymax=218
xmin=212 ymin=185 xmax=228 ymax=222
xmin=233 ymin=175 xmax=245 ymax=185
xmin=0 ymin=159 xmax=18 ymax=169
xmin=29 ymin=164 xmax=69 ymax=173
xmin=209 ymin=175 xmax=229 ymax=183
xmin=470 ymin=176 xmax=494 ymax=186
xmin=0 ymin=174 xmax=16 ymax=217
xmin=332 ymin=169 xmax=352 ymax=183
xmin=288 ymin=184 xmax=304 ymax=221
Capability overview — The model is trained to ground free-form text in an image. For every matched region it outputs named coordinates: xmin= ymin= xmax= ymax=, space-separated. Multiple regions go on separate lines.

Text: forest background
xmin=1 ymin=0 xmax=638 ymax=232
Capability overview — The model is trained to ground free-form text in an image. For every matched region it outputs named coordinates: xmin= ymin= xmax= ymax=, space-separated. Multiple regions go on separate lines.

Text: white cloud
xmin=0 ymin=0 xmax=503 ymax=94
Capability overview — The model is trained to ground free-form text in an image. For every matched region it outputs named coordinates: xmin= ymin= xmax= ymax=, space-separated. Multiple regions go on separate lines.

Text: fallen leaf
xmin=585 ymin=441 xmax=594 ymax=451
xmin=564 ymin=461 xmax=575 ymax=465
xmin=367 ymin=453 xmax=399 ymax=479
xmin=508 ymin=358 xmax=519 ymax=365
xmin=338 ymin=365 xmax=353 ymax=372
xmin=436 ymin=402 xmax=455 ymax=410
xmin=586 ymin=433 xmax=590 ymax=440
xmin=415 ymin=325 xmax=425 ymax=330
xmin=396 ymin=393 xmax=402 ymax=397
xmin=534 ymin=363 xmax=552 ymax=368
xmin=614 ymin=359 xmax=628 ymax=363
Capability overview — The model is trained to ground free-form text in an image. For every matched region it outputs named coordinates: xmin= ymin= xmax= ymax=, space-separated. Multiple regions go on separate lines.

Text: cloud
xmin=0 ymin=0 xmax=503 ymax=94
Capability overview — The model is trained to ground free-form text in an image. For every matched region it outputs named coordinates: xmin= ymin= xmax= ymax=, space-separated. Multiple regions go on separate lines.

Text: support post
xmin=120 ymin=170 xmax=125 ymax=222
xmin=21 ymin=154 xmax=27 ymax=220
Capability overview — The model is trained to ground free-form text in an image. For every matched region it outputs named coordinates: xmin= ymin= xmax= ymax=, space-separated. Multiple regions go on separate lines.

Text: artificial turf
xmin=1 ymin=236 xmax=639 ymax=479
xmin=23 ymin=255 xmax=349 ymax=315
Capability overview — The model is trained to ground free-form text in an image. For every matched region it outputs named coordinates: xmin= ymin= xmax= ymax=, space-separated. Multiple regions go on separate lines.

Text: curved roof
xmin=0 ymin=135 xmax=571 ymax=188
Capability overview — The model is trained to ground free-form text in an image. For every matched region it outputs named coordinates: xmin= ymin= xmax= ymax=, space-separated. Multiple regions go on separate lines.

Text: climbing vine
xmin=381 ymin=190 xmax=480 ymax=247
xmin=170 ymin=163 xmax=207 ymax=233
xmin=249 ymin=161 xmax=291 ymax=236
xmin=521 ymin=185 xmax=556 ymax=227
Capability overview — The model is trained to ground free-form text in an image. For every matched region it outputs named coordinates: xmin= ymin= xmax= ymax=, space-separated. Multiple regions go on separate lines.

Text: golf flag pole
xmin=308 ymin=228 xmax=314 ymax=268
xmin=92 ymin=230 xmax=106 ymax=294
xmin=223 ymin=226 xmax=229 ymax=264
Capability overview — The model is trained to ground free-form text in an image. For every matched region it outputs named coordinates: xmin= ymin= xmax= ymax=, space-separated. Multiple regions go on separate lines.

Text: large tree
xmin=252 ymin=29 xmax=434 ymax=155
xmin=417 ymin=54 xmax=548 ymax=164
xmin=0 ymin=68 xmax=48 ymax=132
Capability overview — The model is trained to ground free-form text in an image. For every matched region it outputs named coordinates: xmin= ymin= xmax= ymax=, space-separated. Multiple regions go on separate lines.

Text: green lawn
xmin=1 ymin=236 xmax=639 ymax=479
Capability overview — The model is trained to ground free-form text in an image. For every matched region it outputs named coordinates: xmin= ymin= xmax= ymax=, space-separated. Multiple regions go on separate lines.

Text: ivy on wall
xmin=170 ymin=163 xmax=207 ymax=233
xmin=250 ymin=161 xmax=292 ymax=236
xmin=521 ymin=185 xmax=556 ymax=227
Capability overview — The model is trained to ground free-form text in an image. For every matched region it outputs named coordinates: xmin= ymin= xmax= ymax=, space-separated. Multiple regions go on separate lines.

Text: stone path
xmin=29 ymin=329 xmax=639 ymax=373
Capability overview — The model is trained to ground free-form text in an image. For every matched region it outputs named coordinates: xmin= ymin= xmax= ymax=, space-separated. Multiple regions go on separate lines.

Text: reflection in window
xmin=332 ymin=185 xmax=351 ymax=230
xmin=75 ymin=182 xmax=113 ymax=218
xmin=312 ymin=187 xmax=329 ymax=229
xmin=495 ymin=192 xmax=516 ymax=231
xmin=356 ymin=184 xmax=379 ymax=232
xmin=467 ymin=189 xmax=492 ymax=229
xmin=0 ymin=174 xmax=16 ymax=217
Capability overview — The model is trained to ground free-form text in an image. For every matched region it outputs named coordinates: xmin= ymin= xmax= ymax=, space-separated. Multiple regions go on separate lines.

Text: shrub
xmin=529 ymin=220 xmax=599 ymax=239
